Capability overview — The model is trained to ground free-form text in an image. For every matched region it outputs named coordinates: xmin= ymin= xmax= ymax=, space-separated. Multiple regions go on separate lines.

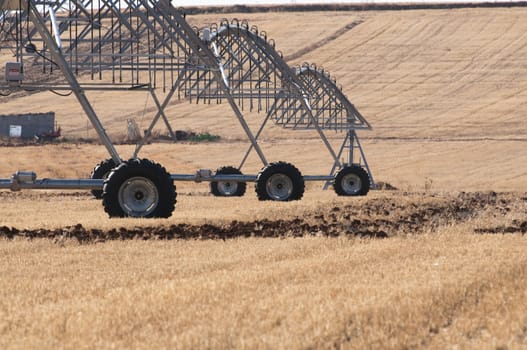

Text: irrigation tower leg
xmin=297 ymin=94 xmax=343 ymax=169
xmin=157 ymin=0 xmax=269 ymax=167
xmin=323 ymin=131 xmax=350 ymax=190
xmin=25 ymin=0 xmax=122 ymax=164
xmin=323 ymin=130 xmax=376 ymax=190
xmin=354 ymin=131 xmax=376 ymax=189
xmin=239 ymin=111 xmax=273 ymax=170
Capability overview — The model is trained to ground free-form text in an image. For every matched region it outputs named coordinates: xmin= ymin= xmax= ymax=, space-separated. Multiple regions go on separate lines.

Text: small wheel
xmin=90 ymin=158 xmax=118 ymax=199
xmin=333 ymin=165 xmax=370 ymax=196
xmin=102 ymin=159 xmax=176 ymax=218
xmin=255 ymin=162 xmax=304 ymax=201
xmin=210 ymin=166 xmax=246 ymax=197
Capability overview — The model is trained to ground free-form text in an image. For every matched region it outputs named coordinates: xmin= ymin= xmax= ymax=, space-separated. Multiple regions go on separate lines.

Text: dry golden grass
xmin=2 ymin=228 xmax=527 ymax=349
xmin=0 ymin=187 xmax=340 ymax=229
xmin=2 ymin=190 xmax=527 ymax=349
xmin=1 ymin=6 xmax=527 ymax=350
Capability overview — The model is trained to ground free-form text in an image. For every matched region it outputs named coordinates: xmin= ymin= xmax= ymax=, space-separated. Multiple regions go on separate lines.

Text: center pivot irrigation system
xmin=0 ymin=0 xmax=375 ymax=218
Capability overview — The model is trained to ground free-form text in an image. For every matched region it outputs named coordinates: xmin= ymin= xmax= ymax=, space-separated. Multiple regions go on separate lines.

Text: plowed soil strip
xmin=0 ymin=192 xmax=513 ymax=243
xmin=475 ymin=220 xmax=527 ymax=234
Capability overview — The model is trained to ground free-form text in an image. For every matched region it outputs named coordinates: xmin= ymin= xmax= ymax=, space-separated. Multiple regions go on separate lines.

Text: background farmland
xmin=1 ymin=5 xmax=526 ymax=349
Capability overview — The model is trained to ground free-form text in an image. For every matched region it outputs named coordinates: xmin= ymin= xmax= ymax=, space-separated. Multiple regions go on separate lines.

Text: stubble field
xmin=1 ymin=5 xmax=527 ymax=349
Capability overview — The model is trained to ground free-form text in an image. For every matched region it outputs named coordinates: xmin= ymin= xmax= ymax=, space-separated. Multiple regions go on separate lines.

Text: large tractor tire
xmin=210 ymin=166 xmax=247 ymax=197
xmin=102 ymin=159 xmax=176 ymax=218
xmin=333 ymin=165 xmax=370 ymax=196
xmin=255 ymin=162 xmax=304 ymax=201
xmin=90 ymin=158 xmax=117 ymax=199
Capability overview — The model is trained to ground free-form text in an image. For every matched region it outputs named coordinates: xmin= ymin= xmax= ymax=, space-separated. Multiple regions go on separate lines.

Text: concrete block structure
xmin=0 ymin=112 xmax=55 ymax=139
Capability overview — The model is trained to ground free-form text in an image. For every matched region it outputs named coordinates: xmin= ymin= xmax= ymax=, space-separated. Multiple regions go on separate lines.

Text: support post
xmin=25 ymin=0 xmax=122 ymax=164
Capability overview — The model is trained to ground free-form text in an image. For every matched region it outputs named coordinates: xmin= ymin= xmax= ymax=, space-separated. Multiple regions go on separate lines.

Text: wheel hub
xmin=118 ymin=176 xmax=159 ymax=217
xmin=266 ymin=174 xmax=293 ymax=200
xmin=342 ymin=173 xmax=362 ymax=194
xmin=218 ymin=181 xmax=238 ymax=195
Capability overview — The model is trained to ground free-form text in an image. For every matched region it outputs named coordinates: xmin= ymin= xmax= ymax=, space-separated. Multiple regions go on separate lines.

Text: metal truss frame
xmin=0 ymin=0 xmax=375 ymax=196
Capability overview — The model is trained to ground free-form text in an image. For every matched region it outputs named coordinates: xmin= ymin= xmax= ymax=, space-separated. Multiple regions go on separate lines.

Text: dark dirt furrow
xmin=0 ymin=192 xmax=516 ymax=243
xmin=283 ymin=20 xmax=363 ymax=62
xmin=475 ymin=220 xmax=527 ymax=234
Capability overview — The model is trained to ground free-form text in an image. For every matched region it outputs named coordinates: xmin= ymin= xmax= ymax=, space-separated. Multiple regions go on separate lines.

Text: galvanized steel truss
xmin=0 ymin=0 xmax=374 ymax=187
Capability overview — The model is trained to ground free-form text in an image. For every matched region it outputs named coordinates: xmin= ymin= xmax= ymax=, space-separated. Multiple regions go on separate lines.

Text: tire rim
xmin=217 ymin=181 xmax=238 ymax=196
xmin=118 ymin=176 xmax=159 ymax=217
xmin=342 ymin=173 xmax=362 ymax=194
xmin=266 ymin=173 xmax=293 ymax=200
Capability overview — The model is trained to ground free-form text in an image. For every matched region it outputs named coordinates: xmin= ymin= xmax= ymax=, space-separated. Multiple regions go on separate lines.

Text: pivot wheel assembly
xmin=255 ymin=162 xmax=304 ymax=201
xmin=0 ymin=0 xmax=376 ymax=217
xmin=210 ymin=166 xmax=247 ymax=197
xmin=333 ymin=165 xmax=370 ymax=196
xmin=102 ymin=159 xmax=176 ymax=218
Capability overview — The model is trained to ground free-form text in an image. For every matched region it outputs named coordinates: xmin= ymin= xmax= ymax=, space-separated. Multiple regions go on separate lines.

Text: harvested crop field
xmin=1 ymin=4 xmax=527 ymax=349
xmin=2 ymin=190 xmax=527 ymax=349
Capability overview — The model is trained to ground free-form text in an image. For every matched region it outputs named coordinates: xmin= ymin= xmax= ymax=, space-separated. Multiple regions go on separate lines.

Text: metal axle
xmin=0 ymin=171 xmax=335 ymax=192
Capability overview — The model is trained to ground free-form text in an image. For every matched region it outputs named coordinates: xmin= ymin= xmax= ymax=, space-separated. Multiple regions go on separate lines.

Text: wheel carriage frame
xmin=0 ymin=0 xmax=375 ymax=217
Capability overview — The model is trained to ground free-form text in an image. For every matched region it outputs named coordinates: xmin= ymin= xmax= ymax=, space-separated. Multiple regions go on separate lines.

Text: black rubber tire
xmin=333 ymin=165 xmax=370 ymax=196
xmin=90 ymin=158 xmax=117 ymax=199
xmin=255 ymin=162 xmax=304 ymax=201
xmin=210 ymin=166 xmax=247 ymax=197
xmin=102 ymin=159 xmax=176 ymax=218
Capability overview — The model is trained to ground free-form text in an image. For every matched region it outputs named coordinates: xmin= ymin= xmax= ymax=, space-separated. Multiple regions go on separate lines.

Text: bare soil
xmin=0 ymin=191 xmax=523 ymax=242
